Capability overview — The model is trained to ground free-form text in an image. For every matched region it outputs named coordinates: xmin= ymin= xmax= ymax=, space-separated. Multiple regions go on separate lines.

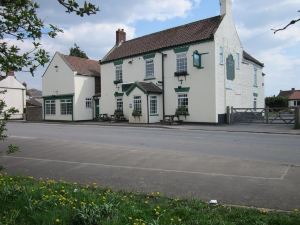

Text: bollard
xmin=295 ymin=107 xmax=300 ymax=129
xmin=226 ymin=106 xmax=231 ymax=124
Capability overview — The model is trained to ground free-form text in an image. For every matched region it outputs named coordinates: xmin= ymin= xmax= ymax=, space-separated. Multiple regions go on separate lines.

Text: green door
xmin=95 ymin=99 xmax=100 ymax=118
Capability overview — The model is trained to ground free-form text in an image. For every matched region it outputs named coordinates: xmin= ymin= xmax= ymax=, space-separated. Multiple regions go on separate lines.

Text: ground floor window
xmin=86 ymin=98 xmax=92 ymax=108
xmin=178 ymin=94 xmax=188 ymax=108
xmin=116 ymin=98 xmax=123 ymax=111
xmin=61 ymin=99 xmax=72 ymax=115
xmin=294 ymin=100 xmax=300 ymax=106
xmin=150 ymin=96 xmax=157 ymax=115
xmin=133 ymin=96 xmax=142 ymax=113
xmin=45 ymin=100 xmax=56 ymax=115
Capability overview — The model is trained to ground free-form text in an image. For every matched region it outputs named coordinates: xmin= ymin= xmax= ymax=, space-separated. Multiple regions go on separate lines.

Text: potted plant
xmin=175 ymin=106 xmax=189 ymax=118
xmin=132 ymin=109 xmax=142 ymax=117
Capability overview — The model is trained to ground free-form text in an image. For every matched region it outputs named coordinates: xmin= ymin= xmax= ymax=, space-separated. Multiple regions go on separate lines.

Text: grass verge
xmin=0 ymin=173 xmax=299 ymax=225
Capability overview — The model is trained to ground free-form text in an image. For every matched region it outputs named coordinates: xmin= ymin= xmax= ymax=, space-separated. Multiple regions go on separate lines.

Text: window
xmin=176 ymin=52 xmax=187 ymax=73
xmin=236 ymin=53 xmax=240 ymax=69
xmin=193 ymin=51 xmax=201 ymax=68
xmin=254 ymin=67 xmax=258 ymax=86
xmin=60 ymin=99 xmax=72 ymax=115
xmin=295 ymin=101 xmax=300 ymax=106
xmin=150 ymin=96 xmax=157 ymax=115
xmin=45 ymin=100 xmax=56 ymax=115
xmin=85 ymin=98 xmax=92 ymax=108
xmin=178 ymin=94 xmax=188 ymax=108
xmin=219 ymin=47 xmax=224 ymax=65
xmin=145 ymin=59 xmax=154 ymax=79
xmin=133 ymin=96 xmax=142 ymax=113
xmin=116 ymin=98 xmax=123 ymax=111
xmin=115 ymin=65 xmax=122 ymax=81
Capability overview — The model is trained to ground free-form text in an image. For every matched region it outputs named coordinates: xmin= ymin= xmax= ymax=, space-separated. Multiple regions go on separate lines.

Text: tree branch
xmin=272 ymin=10 xmax=300 ymax=34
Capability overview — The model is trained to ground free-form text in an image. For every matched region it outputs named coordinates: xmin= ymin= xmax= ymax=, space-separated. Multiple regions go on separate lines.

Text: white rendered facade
xmin=0 ymin=75 xmax=26 ymax=119
xmin=100 ymin=0 xmax=265 ymax=124
xmin=42 ymin=52 xmax=99 ymax=121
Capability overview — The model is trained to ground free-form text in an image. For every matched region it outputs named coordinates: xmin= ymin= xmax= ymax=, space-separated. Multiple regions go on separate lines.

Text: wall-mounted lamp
xmin=54 ymin=65 xmax=59 ymax=72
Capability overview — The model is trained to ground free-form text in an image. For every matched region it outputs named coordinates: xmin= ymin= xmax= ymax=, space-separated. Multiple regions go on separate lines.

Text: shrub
xmin=265 ymin=96 xmax=288 ymax=108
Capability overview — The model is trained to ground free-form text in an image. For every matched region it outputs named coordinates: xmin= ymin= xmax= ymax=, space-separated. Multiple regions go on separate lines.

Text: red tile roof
xmin=102 ymin=16 xmax=223 ymax=63
xmin=59 ymin=53 xmax=100 ymax=77
xmin=278 ymin=89 xmax=300 ymax=100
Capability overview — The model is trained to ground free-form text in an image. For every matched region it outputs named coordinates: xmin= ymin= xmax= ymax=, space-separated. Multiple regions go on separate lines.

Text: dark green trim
xmin=126 ymin=83 xmax=147 ymax=96
xmin=175 ymin=87 xmax=190 ymax=93
xmin=114 ymin=92 xmax=124 ymax=97
xmin=101 ymin=38 xmax=213 ymax=65
xmin=144 ymin=77 xmax=156 ymax=81
xmin=253 ymin=93 xmax=258 ymax=97
xmin=43 ymin=94 xmax=74 ymax=100
xmin=113 ymin=60 xmax=123 ymax=65
xmin=122 ymin=83 xmax=133 ymax=92
xmin=113 ymin=80 xmax=123 ymax=85
xmin=174 ymin=46 xmax=189 ymax=53
xmin=143 ymin=53 xmax=156 ymax=60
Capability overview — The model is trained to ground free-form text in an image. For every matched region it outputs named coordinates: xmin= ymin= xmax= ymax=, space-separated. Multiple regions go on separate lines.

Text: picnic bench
xmin=161 ymin=115 xmax=183 ymax=125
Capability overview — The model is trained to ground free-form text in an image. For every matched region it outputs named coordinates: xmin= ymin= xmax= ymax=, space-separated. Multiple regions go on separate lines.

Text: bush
xmin=265 ymin=96 xmax=288 ymax=108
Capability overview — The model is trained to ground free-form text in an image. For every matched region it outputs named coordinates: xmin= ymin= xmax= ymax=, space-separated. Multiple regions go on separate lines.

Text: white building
xmin=100 ymin=0 xmax=265 ymax=124
xmin=42 ymin=52 xmax=100 ymax=121
xmin=0 ymin=72 xmax=26 ymax=119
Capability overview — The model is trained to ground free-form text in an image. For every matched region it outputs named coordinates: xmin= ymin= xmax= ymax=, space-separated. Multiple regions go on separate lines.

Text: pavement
xmin=1 ymin=122 xmax=300 ymax=211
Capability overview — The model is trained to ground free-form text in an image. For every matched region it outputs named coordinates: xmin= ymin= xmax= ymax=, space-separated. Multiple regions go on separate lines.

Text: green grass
xmin=0 ymin=173 xmax=299 ymax=225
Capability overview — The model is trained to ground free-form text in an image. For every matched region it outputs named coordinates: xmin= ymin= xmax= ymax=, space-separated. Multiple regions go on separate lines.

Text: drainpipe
xmin=160 ymin=52 xmax=166 ymax=118
xmin=147 ymin=94 xmax=149 ymax=124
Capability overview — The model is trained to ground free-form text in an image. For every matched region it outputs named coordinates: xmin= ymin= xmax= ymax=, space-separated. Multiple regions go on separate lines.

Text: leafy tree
xmin=0 ymin=90 xmax=19 ymax=171
xmin=0 ymin=0 xmax=98 ymax=75
xmin=0 ymin=0 xmax=99 ymax=169
xmin=69 ymin=44 xmax=89 ymax=59
xmin=265 ymin=96 xmax=288 ymax=108
xmin=272 ymin=10 xmax=300 ymax=34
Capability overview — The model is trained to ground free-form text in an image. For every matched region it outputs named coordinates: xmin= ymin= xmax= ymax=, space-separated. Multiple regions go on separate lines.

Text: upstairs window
xmin=254 ymin=67 xmax=258 ymax=87
xmin=85 ymin=98 xmax=92 ymax=108
xmin=45 ymin=100 xmax=56 ymax=115
xmin=115 ymin=65 xmax=122 ymax=81
xmin=219 ymin=47 xmax=224 ymax=65
xmin=145 ymin=59 xmax=154 ymax=79
xmin=176 ymin=53 xmax=187 ymax=73
xmin=60 ymin=99 xmax=72 ymax=115
xmin=133 ymin=96 xmax=142 ymax=113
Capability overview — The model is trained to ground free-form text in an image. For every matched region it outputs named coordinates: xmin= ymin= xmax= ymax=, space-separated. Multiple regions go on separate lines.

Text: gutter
xmin=160 ymin=52 xmax=166 ymax=118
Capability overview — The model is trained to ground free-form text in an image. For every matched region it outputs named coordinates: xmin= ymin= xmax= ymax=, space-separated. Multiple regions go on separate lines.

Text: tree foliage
xmin=0 ymin=0 xmax=99 ymax=75
xmin=0 ymin=0 xmax=99 ymax=169
xmin=69 ymin=43 xmax=89 ymax=59
xmin=265 ymin=96 xmax=288 ymax=108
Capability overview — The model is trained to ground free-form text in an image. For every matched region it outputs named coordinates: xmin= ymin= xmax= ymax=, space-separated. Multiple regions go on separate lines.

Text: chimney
xmin=220 ymin=0 xmax=232 ymax=16
xmin=292 ymin=88 xmax=295 ymax=91
xmin=116 ymin=29 xmax=126 ymax=45
xmin=6 ymin=71 xmax=15 ymax=77
xmin=22 ymin=82 xmax=27 ymax=88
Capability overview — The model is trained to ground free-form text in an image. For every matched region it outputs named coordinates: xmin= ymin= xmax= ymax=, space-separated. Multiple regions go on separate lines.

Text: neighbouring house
xmin=278 ymin=88 xmax=300 ymax=107
xmin=0 ymin=71 xmax=27 ymax=119
xmin=42 ymin=52 xmax=100 ymax=121
xmin=100 ymin=0 xmax=265 ymax=124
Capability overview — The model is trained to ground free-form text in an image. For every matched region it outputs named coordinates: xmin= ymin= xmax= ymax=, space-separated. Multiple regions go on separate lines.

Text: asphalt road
xmin=1 ymin=122 xmax=300 ymax=210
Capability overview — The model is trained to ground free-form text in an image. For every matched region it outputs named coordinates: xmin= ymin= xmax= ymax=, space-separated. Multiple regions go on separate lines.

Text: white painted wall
xmin=0 ymin=76 xmax=26 ymax=119
xmin=74 ymin=75 xmax=95 ymax=121
xmin=214 ymin=7 xmax=265 ymax=119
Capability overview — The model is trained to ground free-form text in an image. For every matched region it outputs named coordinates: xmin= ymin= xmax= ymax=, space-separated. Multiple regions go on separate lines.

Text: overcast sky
xmin=13 ymin=0 xmax=300 ymax=96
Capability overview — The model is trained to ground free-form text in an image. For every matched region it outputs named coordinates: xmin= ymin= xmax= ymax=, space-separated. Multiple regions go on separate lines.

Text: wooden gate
xmin=230 ymin=107 xmax=296 ymax=124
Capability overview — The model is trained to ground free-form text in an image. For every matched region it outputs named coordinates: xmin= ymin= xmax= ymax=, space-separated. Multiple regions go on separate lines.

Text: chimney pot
xmin=292 ymin=88 xmax=295 ymax=91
